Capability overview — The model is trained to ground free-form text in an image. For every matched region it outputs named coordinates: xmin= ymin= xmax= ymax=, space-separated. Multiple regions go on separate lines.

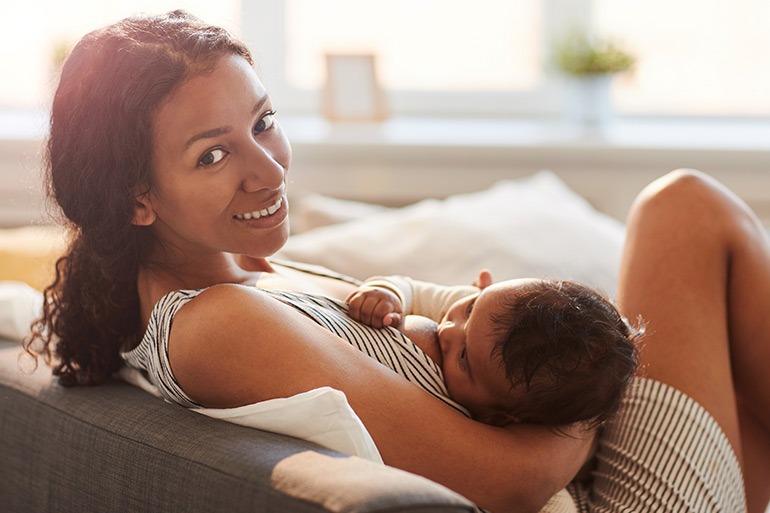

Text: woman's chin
xmin=251 ymin=227 xmax=290 ymax=258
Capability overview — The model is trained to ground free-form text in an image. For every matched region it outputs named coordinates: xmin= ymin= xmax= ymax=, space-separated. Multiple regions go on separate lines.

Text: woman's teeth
xmin=234 ymin=197 xmax=283 ymax=220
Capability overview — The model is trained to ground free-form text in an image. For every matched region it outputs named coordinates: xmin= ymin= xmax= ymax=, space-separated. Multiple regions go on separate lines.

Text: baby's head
xmin=437 ymin=279 xmax=641 ymax=428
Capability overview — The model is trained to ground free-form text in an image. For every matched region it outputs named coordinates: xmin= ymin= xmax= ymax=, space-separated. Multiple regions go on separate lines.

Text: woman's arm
xmin=168 ymin=284 xmax=593 ymax=513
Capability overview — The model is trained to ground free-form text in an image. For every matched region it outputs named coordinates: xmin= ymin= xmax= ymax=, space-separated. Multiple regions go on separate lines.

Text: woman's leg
xmin=617 ymin=169 xmax=770 ymax=513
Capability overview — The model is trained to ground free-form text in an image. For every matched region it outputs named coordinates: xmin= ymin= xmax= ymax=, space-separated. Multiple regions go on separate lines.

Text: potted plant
xmin=553 ymin=33 xmax=636 ymax=127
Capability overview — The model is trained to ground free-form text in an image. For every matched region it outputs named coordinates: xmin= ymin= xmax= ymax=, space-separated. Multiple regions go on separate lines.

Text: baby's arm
xmin=347 ymin=271 xmax=494 ymax=327
xmin=408 ymin=270 xmax=492 ymax=321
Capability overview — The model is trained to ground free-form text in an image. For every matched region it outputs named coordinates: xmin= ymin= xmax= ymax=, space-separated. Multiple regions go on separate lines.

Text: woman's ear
xmin=132 ymin=188 xmax=156 ymax=226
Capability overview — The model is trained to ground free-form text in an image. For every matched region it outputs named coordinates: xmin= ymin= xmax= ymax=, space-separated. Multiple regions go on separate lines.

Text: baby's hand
xmin=346 ymin=286 xmax=403 ymax=328
xmin=473 ymin=269 xmax=494 ymax=289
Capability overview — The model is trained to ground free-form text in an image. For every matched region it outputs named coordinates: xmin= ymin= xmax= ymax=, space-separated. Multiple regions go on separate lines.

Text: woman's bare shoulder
xmin=171 ymin=283 xmax=276 ymax=342
xmin=166 ymin=283 xmax=306 ymax=406
xmin=174 ymin=282 xmax=273 ymax=322
xmin=166 ymin=283 xmax=388 ymax=407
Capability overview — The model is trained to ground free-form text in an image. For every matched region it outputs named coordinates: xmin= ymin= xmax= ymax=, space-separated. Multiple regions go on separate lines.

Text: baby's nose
xmin=436 ymin=322 xmax=454 ymax=352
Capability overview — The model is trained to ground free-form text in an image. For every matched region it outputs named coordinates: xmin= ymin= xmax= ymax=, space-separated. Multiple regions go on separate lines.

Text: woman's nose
xmin=240 ymin=143 xmax=286 ymax=193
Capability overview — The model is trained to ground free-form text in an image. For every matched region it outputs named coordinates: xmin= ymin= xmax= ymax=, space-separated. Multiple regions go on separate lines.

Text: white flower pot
xmin=564 ymin=74 xmax=614 ymax=128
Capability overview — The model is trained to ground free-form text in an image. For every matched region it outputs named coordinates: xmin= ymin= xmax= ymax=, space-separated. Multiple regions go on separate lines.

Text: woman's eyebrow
xmin=252 ymin=95 xmax=268 ymax=115
xmin=185 ymin=126 xmax=232 ymax=149
xmin=183 ymin=96 xmax=269 ymax=150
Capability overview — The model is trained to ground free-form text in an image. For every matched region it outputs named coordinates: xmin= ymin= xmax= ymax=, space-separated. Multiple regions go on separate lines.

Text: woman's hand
xmin=346 ymin=286 xmax=403 ymax=328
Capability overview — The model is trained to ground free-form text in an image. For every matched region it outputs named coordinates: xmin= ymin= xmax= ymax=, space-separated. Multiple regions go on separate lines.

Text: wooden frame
xmin=323 ymin=54 xmax=387 ymax=122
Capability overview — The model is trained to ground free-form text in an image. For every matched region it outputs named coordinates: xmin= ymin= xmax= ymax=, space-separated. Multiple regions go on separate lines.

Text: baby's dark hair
xmin=490 ymin=280 xmax=641 ymax=429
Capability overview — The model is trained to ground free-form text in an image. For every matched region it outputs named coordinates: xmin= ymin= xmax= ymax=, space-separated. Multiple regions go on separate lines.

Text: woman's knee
xmin=629 ymin=168 xmax=747 ymax=230
xmin=634 ymin=168 xmax=714 ymax=211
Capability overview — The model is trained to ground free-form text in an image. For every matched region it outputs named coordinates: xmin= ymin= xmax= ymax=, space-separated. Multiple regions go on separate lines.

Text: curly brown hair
xmin=25 ymin=10 xmax=252 ymax=386
xmin=490 ymin=280 xmax=642 ymax=429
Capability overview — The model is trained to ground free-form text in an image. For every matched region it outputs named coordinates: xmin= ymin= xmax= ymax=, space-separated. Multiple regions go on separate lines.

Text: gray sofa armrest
xmin=0 ymin=344 xmax=477 ymax=513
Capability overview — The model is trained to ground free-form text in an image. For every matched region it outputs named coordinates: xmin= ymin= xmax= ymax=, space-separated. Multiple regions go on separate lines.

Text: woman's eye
xmin=198 ymin=148 xmax=227 ymax=167
xmin=254 ymin=111 xmax=277 ymax=135
xmin=459 ymin=347 xmax=467 ymax=369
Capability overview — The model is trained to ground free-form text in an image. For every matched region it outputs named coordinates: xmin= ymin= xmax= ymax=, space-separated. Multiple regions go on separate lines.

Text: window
xmin=0 ymin=0 xmax=240 ymax=110
xmin=284 ymin=0 xmax=542 ymax=92
xmin=243 ymin=0 xmax=575 ymax=117
xmin=243 ymin=0 xmax=770 ymax=119
xmin=596 ymin=0 xmax=770 ymax=117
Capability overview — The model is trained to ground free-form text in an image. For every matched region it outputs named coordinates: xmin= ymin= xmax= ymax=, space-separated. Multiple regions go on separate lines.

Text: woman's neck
xmin=143 ymin=250 xmax=274 ymax=292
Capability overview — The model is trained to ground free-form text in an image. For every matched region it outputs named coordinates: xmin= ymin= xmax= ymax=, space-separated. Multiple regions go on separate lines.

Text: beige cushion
xmin=0 ymin=225 xmax=67 ymax=290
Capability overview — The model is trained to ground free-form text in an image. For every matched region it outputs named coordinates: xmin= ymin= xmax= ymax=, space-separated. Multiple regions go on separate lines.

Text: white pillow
xmin=0 ymin=281 xmax=43 ymax=341
xmin=279 ymin=170 xmax=625 ymax=297
xmin=199 ymin=386 xmax=381 ymax=462
xmin=117 ymin=367 xmax=381 ymax=463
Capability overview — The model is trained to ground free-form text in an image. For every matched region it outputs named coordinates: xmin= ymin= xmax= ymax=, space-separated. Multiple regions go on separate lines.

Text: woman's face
xmin=138 ymin=54 xmax=291 ymax=260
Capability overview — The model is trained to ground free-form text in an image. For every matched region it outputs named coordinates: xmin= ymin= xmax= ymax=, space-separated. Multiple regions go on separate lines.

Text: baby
xmin=346 ymin=272 xmax=640 ymax=428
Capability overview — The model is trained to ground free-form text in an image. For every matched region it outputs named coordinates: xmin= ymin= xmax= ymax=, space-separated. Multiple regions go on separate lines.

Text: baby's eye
xmin=459 ymin=347 xmax=467 ymax=370
xmin=254 ymin=111 xmax=277 ymax=135
xmin=198 ymin=148 xmax=227 ymax=167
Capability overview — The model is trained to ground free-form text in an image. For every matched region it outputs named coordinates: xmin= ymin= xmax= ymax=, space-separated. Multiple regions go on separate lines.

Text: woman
xmin=28 ymin=10 xmax=766 ymax=513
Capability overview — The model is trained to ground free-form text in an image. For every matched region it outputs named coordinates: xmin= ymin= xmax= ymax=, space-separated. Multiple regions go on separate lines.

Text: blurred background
xmin=1 ymin=0 xmax=768 ymax=226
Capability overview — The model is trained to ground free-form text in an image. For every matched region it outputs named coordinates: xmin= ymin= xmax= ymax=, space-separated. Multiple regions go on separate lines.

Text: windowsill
xmin=279 ymin=115 xmax=770 ymax=154
xmin=2 ymin=108 xmax=767 ymax=154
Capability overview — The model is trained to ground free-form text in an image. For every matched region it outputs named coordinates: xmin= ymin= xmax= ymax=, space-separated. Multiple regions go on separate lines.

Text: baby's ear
xmin=131 ymin=187 xmax=156 ymax=226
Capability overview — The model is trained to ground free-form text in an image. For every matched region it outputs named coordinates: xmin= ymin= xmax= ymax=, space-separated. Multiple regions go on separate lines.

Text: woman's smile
xmin=234 ymin=196 xmax=284 ymax=220
xmin=232 ymin=194 xmax=289 ymax=231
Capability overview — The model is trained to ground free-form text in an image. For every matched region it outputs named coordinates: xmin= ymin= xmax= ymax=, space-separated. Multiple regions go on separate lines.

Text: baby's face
xmin=437 ymin=279 xmax=536 ymax=421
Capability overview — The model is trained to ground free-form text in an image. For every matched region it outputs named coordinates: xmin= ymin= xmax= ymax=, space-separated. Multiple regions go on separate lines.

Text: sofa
xmin=0 ymin=171 xmax=626 ymax=512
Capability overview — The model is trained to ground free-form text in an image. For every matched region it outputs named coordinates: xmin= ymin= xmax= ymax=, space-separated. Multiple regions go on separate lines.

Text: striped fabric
xmin=121 ymin=288 xmax=469 ymax=416
xmin=568 ymin=377 xmax=747 ymax=512
xmin=121 ymin=290 xmax=203 ymax=408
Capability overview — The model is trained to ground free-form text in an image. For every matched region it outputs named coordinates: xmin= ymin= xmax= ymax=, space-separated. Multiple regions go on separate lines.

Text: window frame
xmin=240 ymin=0 xmax=593 ymax=118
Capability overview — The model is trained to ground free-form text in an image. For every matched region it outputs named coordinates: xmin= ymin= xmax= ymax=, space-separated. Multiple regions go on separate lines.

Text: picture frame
xmin=323 ymin=54 xmax=387 ymax=122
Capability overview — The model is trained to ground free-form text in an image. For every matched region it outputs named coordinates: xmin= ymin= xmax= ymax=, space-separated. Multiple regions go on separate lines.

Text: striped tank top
xmin=121 ymin=286 xmax=470 ymax=416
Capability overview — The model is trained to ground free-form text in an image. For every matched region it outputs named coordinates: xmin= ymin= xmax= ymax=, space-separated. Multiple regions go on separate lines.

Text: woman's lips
xmin=234 ymin=197 xmax=283 ymax=220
